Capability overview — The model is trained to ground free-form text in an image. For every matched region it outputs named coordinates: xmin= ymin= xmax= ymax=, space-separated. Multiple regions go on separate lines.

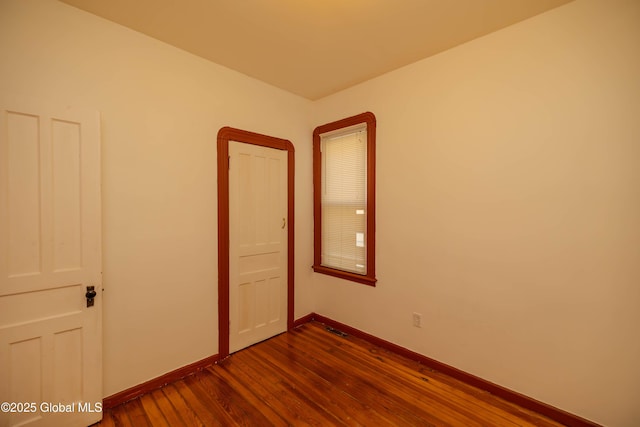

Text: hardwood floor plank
xmin=93 ymin=410 xmax=115 ymax=427
xmin=161 ymin=384 xmax=205 ymax=427
xmin=96 ymin=321 xmax=567 ymax=427
xmin=149 ymin=388 xmax=187 ymax=427
xmin=124 ymin=399 xmax=152 ymax=427
xmin=139 ymin=393 xmax=170 ymax=427
xmin=247 ymin=338 xmax=395 ymax=427
xmin=258 ymin=338 xmax=397 ymax=426
xmin=109 ymin=402 xmax=134 ymax=427
xmin=300 ymin=322 xmax=561 ymax=427
xmin=205 ymin=362 xmax=290 ymax=426
xmin=271 ymin=328 xmax=460 ymax=426
xmin=191 ymin=367 xmax=275 ymax=426
xmin=261 ymin=332 xmax=426 ymax=426
xmin=176 ymin=375 xmax=236 ymax=426
xmin=308 ymin=321 xmax=561 ymax=426
xmin=291 ymin=324 xmax=518 ymax=426
xmin=237 ymin=348 xmax=345 ymax=426
xmin=219 ymin=352 xmax=329 ymax=426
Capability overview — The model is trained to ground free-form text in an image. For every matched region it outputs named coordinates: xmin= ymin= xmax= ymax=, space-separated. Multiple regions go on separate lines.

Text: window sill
xmin=312 ymin=265 xmax=377 ymax=287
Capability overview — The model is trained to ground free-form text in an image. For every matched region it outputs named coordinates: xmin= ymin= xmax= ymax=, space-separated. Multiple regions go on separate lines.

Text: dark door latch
xmin=86 ymin=286 xmax=97 ymax=307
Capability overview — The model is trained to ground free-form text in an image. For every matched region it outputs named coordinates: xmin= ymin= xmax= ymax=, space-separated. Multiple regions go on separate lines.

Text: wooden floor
xmin=96 ymin=321 xmax=564 ymax=426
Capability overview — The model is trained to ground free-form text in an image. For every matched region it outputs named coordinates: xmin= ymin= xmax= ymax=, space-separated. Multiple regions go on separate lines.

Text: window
xmin=313 ymin=112 xmax=376 ymax=286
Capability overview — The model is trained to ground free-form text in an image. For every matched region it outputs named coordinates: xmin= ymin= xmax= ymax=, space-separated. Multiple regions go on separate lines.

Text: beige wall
xmin=2 ymin=0 xmax=639 ymax=425
xmin=312 ymin=0 xmax=640 ymax=426
xmin=0 ymin=0 xmax=315 ymax=396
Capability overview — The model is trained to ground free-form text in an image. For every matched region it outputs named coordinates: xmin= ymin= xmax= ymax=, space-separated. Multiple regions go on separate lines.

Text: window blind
xmin=320 ymin=127 xmax=367 ymax=274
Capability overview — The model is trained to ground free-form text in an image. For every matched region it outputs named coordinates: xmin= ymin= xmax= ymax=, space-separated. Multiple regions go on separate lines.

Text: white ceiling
xmin=59 ymin=0 xmax=573 ymax=100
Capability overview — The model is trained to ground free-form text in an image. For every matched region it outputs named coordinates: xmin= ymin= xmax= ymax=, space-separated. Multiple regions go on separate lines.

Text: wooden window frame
xmin=313 ymin=112 xmax=377 ymax=286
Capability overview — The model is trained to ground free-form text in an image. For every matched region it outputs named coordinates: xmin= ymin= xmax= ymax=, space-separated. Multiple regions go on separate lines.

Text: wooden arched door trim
xmin=217 ymin=127 xmax=295 ymax=358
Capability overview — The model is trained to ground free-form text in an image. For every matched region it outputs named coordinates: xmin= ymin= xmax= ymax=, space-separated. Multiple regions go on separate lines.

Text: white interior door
xmin=229 ymin=141 xmax=287 ymax=353
xmin=0 ymin=99 xmax=102 ymax=427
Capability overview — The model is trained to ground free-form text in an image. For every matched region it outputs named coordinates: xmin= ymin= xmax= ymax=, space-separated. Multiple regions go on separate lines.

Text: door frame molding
xmin=217 ymin=127 xmax=295 ymax=358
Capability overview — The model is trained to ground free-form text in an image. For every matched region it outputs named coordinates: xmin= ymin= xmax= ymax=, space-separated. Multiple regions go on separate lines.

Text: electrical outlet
xmin=412 ymin=312 xmax=422 ymax=328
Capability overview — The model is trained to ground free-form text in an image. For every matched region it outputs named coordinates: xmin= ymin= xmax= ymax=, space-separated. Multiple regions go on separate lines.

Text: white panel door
xmin=229 ymin=141 xmax=287 ymax=353
xmin=0 ymin=99 xmax=102 ymax=427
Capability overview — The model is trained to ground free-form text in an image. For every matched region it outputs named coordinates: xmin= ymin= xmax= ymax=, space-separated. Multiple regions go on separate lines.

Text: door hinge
xmin=228 ymin=155 xmax=231 ymax=170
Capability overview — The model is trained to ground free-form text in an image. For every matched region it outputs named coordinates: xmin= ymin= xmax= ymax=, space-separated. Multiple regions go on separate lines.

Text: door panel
xmin=51 ymin=119 xmax=82 ymax=272
xmin=0 ymin=99 xmax=102 ymax=427
xmin=6 ymin=111 xmax=41 ymax=278
xmin=229 ymin=141 xmax=287 ymax=353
